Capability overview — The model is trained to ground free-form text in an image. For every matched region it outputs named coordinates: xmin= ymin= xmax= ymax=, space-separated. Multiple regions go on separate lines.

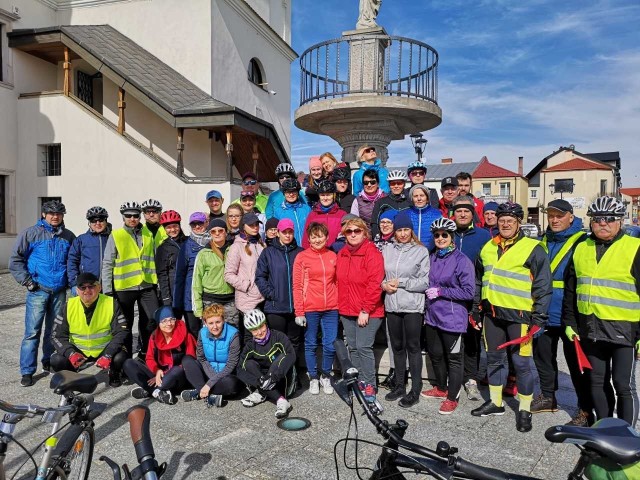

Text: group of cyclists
xmin=9 ymin=144 xmax=639 ymax=431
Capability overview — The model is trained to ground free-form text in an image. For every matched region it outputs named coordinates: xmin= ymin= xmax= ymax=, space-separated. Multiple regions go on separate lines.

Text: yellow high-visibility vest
xmin=68 ymin=295 xmax=113 ymax=357
xmin=142 ymin=224 xmax=168 ymax=252
xmin=541 ymin=232 xmax=584 ymax=289
xmin=112 ymin=228 xmax=157 ymax=290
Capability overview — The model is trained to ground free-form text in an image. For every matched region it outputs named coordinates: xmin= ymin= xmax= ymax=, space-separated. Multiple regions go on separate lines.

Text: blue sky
xmin=289 ymin=0 xmax=640 ymax=186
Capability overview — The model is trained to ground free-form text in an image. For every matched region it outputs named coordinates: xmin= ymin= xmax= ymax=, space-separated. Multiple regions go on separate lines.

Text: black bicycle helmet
xmin=587 ymin=196 xmax=625 ymax=217
xmin=316 ymin=180 xmax=336 ymax=194
xmin=281 ymin=178 xmax=300 ymax=192
xmin=275 ymin=163 xmax=295 ymax=176
xmin=86 ymin=206 xmax=108 ymax=220
xmin=42 ymin=200 xmax=66 ymax=214
xmin=332 ymin=167 xmax=351 ymax=182
xmin=496 ymin=202 xmax=524 ymax=221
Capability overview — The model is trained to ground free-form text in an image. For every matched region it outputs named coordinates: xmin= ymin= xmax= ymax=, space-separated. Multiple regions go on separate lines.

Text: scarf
xmin=190 ymin=231 xmax=211 ymax=247
xmin=239 ymin=232 xmax=261 ymax=244
xmin=382 ymin=231 xmax=394 ymax=242
xmin=318 ymin=203 xmax=335 ymax=214
xmin=359 ymin=188 xmax=384 ymax=202
xmin=436 ymin=244 xmax=455 ymax=258
xmin=255 ymin=327 xmax=271 ymax=346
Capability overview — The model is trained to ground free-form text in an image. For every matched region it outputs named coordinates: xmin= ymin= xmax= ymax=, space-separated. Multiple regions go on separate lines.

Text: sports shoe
xmin=471 ymin=399 xmax=506 ymax=417
xmin=464 ymin=380 xmax=481 ymax=401
xmin=503 ymin=376 xmax=518 ymax=397
xmin=241 ymin=391 xmax=266 ymax=407
xmin=206 ymin=394 xmax=223 ymax=408
xmin=155 ymin=390 xmax=176 ymax=405
xmin=309 ymin=378 xmax=320 ymax=395
xmin=275 ymin=398 xmax=292 ymax=418
xmin=20 ymin=374 xmax=33 ymax=387
xmin=566 ymin=409 xmax=590 ymax=427
xmin=516 ymin=410 xmax=533 ymax=432
xmin=399 ymin=391 xmax=420 ymax=408
xmin=531 ymin=394 xmax=558 ymax=414
xmin=130 ymin=387 xmax=151 ymax=399
xmin=420 ymin=387 xmax=448 ymax=399
xmin=439 ymin=399 xmax=459 ymax=415
xmin=385 ymin=386 xmax=406 ymax=402
xmin=180 ymin=389 xmax=200 ymax=402
xmin=320 ymin=375 xmax=334 ymax=395
xmin=108 ymin=371 xmax=122 ymax=388
xmin=378 ymin=368 xmax=396 ymax=390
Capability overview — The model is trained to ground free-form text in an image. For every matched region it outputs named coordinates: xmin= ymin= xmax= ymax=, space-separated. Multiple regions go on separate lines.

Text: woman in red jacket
xmin=336 ymin=217 xmax=385 ymax=405
xmin=301 ymin=180 xmax=346 ymax=248
xmin=293 ymin=222 xmax=339 ymax=395
xmin=123 ymin=306 xmax=196 ymax=405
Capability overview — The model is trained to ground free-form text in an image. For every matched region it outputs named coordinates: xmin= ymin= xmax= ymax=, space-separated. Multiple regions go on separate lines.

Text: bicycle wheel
xmin=47 ymin=426 xmax=94 ymax=480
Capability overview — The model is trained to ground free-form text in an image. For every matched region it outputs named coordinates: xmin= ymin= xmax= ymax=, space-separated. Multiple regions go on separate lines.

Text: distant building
xmin=620 ymin=188 xmax=640 ymax=225
xmin=471 ymin=156 xmax=528 ymax=208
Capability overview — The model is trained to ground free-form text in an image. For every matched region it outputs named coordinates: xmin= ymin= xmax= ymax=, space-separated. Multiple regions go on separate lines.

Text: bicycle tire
xmin=47 ymin=426 xmax=94 ymax=480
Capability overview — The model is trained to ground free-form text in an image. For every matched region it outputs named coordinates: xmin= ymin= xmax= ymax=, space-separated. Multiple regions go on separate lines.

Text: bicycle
xmin=331 ymin=340 xmax=640 ymax=480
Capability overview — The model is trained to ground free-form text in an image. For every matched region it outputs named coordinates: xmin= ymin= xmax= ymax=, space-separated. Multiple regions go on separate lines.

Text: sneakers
xmin=180 ymin=389 xmax=200 ymax=402
xmin=385 ymin=386 xmax=406 ymax=402
xmin=378 ymin=368 xmax=396 ymax=390
xmin=531 ymin=394 xmax=558 ymax=414
xmin=241 ymin=391 xmax=266 ymax=408
xmin=41 ymin=362 xmax=51 ymax=375
xmin=503 ymin=376 xmax=518 ymax=397
xmin=516 ymin=410 xmax=533 ymax=432
xmin=320 ymin=375 xmax=334 ymax=395
xmin=130 ymin=387 xmax=151 ymax=399
xmin=566 ymin=409 xmax=591 ymax=427
xmin=20 ymin=374 xmax=33 ymax=387
xmin=309 ymin=378 xmax=320 ymax=395
xmin=275 ymin=398 xmax=292 ymax=418
xmin=206 ymin=394 xmax=223 ymax=408
xmin=439 ymin=399 xmax=459 ymax=415
xmin=471 ymin=399 xmax=506 ymax=417
xmin=399 ymin=391 xmax=420 ymax=408
xmin=108 ymin=371 xmax=122 ymax=388
xmin=154 ymin=390 xmax=176 ymax=405
xmin=420 ymin=387 xmax=448 ymax=399
xmin=464 ymin=380 xmax=481 ymax=401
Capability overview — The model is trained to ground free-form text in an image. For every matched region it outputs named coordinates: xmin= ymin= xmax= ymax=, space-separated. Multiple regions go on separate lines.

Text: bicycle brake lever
xmin=99 ymin=455 xmax=122 ymax=480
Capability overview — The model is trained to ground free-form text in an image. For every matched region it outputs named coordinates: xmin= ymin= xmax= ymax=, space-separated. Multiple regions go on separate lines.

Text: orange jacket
xmin=292 ymin=247 xmax=338 ymax=316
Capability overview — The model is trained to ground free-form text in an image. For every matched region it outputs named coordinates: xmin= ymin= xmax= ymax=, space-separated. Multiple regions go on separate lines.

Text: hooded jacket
xmin=425 ymin=248 xmax=476 ymax=333
xmin=10 ymin=219 xmax=76 ymax=292
xmin=173 ymin=236 xmax=205 ymax=312
xmin=292 ymin=246 xmax=338 ymax=316
xmin=145 ymin=319 xmax=196 ymax=373
xmin=155 ymin=233 xmax=187 ymax=306
xmin=352 ymin=159 xmax=390 ymax=196
xmin=381 ymin=241 xmax=430 ymax=313
xmin=67 ymin=226 xmax=111 ymax=288
xmin=302 ymin=203 xmax=346 ymax=248
xmin=255 ymin=238 xmax=302 ymax=314
xmin=407 ymin=204 xmax=443 ymax=252
xmin=265 ymin=189 xmax=307 ymax=219
xmin=224 ymin=235 xmax=265 ymax=313
xmin=273 ymin=199 xmax=312 ymax=245
xmin=370 ymin=192 xmax=411 ymax=237
xmin=191 ymin=245 xmax=234 ymax=318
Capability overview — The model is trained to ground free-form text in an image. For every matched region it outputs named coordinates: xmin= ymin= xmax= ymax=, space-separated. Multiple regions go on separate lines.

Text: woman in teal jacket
xmin=272 ymin=179 xmax=311 ymax=245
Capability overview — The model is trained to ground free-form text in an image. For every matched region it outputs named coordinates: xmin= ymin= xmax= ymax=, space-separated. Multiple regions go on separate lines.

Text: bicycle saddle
xmin=545 ymin=418 xmax=640 ymax=466
xmin=50 ymin=371 xmax=98 ymax=395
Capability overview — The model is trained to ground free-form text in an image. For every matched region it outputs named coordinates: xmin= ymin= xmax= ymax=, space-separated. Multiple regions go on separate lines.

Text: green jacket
xmin=192 ymin=247 xmax=234 ymax=317
xmin=232 ymin=192 xmax=268 ymax=213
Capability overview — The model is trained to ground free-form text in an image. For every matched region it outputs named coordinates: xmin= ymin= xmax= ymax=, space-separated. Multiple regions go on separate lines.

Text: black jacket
xmin=155 ymin=233 xmax=187 ymax=306
xmin=255 ymin=238 xmax=302 ymax=314
xmin=239 ymin=329 xmax=296 ymax=382
xmin=370 ymin=193 xmax=411 ymax=237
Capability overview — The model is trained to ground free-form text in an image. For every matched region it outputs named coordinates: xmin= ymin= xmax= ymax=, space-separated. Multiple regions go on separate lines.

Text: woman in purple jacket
xmin=422 ymin=218 xmax=475 ymax=415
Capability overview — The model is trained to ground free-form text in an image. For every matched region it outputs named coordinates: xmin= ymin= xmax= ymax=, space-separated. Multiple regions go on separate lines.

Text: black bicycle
xmin=331 ymin=340 xmax=640 ymax=480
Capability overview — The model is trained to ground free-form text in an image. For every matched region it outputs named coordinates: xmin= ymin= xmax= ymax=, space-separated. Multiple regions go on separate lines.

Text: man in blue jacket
xmin=352 ymin=145 xmax=390 ymax=196
xmin=9 ymin=200 xmax=76 ymax=387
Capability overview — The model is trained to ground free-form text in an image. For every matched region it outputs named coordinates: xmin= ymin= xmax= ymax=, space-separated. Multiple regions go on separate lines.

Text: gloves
xmin=565 ymin=326 xmax=578 ymax=341
xmin=426 ymin=287 xmax=440 ymax=300
xmin=96 ymin=355 xmax=112 ymax=370
xmin=69 ymin=352 xmax=87 ymax=369
xmin=295 ymin=316 xmax=307 ymax=327
xmin=259 ymin=374 xmax=276 ymax=391
xmin=469 ymin=311 xmax=481 ymax=329
xmin=26 ymin=281 xmax=39 ymax=292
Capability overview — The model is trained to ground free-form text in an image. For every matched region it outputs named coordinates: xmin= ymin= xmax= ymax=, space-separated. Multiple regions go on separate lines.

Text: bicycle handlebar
xmin=0 ymin=400 xmax=75 ymax=418
xmin=126 ymin=405 xmax=155 ymax=465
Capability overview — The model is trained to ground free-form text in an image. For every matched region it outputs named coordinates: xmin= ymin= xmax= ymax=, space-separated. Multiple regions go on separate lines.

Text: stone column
xmin=342 ymin=27 xmax=389 ymax=94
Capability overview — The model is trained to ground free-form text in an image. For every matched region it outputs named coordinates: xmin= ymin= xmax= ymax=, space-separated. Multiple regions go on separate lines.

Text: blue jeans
xmin=304 ymin=310 xmax=339 ymax=378
xmin=20 ymin=289 xmax=66 ymax=375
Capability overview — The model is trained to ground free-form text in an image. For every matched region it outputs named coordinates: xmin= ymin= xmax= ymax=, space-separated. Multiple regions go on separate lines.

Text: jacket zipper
xmin=285 ymin=248 xmax=293 ymax=312
xmin=319 ymin=251 xmax=327 ymax=309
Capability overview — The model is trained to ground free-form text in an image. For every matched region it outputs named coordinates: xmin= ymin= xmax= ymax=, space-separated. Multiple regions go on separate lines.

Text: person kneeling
xmin=123 ymin=306 xmax=196 ymax=404
xmin=51 ymin=272 xmax=128 ymax=387
xmin=237 ymin=309 xmax=296 ymax=418
xmin=180 ymin=304 xmax=244 ymax=408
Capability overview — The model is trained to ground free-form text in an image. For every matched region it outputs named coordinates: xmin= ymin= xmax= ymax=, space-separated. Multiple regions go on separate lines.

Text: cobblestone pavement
xmin=0 ymin=271 xmax=28 ymax=310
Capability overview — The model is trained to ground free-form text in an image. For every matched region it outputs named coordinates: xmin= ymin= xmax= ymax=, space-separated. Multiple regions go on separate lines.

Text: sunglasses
xmin=210 ymin=228 xmax=226 ymax=234
xmin=410 ymin=171 xmax=426 ymax=177
xmin=278 ymin=174 xmax=293 ymax=180
xmin=345 ymin=228 xmax=363 ymax=235
xmin=159 ymin=318 xmax=177 ymax=325
xmin=363 ymin=180 xmax=378 ymax=186
xmin=389 ymin=181 xmax=405 ymax=186
xmin=144 ymin=210 xmax=160 ymax=215
xmin=243 ymin=180 xmax=257 ymax=186
xmin=591 ymin=216 xmax=619 ymax=224
xmin=363 ymin=147 xmax=376 ymax=153
xmin=124 ymin=214 xmax=140 ymax=219
xmin=89 ymin=218 xmax=107 ymax=224
xmin=77 ymin=284 xmax=98 ymax=292
xmin=433 ymin=232 xmax=450 ymax=239
xmin=284 ymin=190 xmax=298 ymax=194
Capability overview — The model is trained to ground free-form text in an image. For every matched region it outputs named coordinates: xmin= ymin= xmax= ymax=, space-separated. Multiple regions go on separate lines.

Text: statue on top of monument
xmin=356 ymin=0 xmax=382 ymax=29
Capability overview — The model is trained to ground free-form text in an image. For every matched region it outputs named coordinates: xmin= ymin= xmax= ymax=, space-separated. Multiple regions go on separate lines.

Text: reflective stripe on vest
xmin=142 ymin=224 xmax=168 ymax=253
xmin=574 ymin=235 xmax=640 ymax=321
xmin=480 ymin=237 xmax=540 ymax=311
xmin=68 ymin=295 xmax=114 ymax=357
xmin=541 ymin=232 xmax=584 ymax=289
xmin=112 ymin=228 xmax=157 ymax=290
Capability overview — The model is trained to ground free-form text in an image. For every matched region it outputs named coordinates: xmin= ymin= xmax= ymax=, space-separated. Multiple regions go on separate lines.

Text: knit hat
xmin=483 ymin=201 xmax=499 ymax=213
xmin=189 ymin=212 xmax=207 ymax=224
xmin=341 ymin=213 xmax=358 ymax=225
xmin=277 ymin=218 xmax=295 ymax=232
xmin=379 ymin=210 xmax=398 ymax=223
xmin=309 ymin=156 xmax=322 ymax=169
xmin=394 ymin=211 xmax=413 ymax=230
xmin=409 ymin=184 xmax=430 ymax=202
xmin=209 ymin=218 xmax=226 ymax=230
xmin=265 ymin=217 xmax=279 ymax=231
xmin=154 ymin=306 xmax=175 ymax=324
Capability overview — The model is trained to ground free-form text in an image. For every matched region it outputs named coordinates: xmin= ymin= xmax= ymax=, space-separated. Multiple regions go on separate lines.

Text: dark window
xmin=600 ymin=179 xmax=608 ymax=196
xmin=0 ymin=175 xmax=6 ymax=233
xmin=40 ymin=144 xmax=61 ymax=176
xmin=554 ymin=178 xmax=574 ymax=194
xmin=247 ymin=58 xmax=264 ymax=86
xmin=0 ymin=23 xmax=4 ymax=83
xmin=76 ymin=70 xmax=94 ymax=107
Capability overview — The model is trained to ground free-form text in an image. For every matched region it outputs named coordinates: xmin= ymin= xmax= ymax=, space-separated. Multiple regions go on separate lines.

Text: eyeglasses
xmin=210 ymin=228 xmax=226 ymax=235
xmin=159 ymin=318 xmax=177 ymax=325
xmin=77 ymin=284 xmax=98 ymax=292
xmin=363 ymin=180 xmax=378 ymax=186
xmin=243 ymin=180 xmax=257 ymax=186
xmin=89 ymin=218 xmax=107 ymax=224
xmin=124 ymin=214 xmax=140 ymax=219
xmin=410 ymin=171 xmax=426 ymax=177
xmin=190 ymin=222 xmax=205 ymax=227
xmin=144 ymin=210 xmax=160 ymax=215
xmin=363 ymin=147 xmax=376 ymax=154
xmin=497 ymin=218 xmax=518 ymax=226
xmin=591 ymin=216 xmax=619 ymax=224
xmin=345 ymin=228 xmax=363 ymax=235
xmin=284 ymin=190 xmax=298 ymax=195
xmin=433 ymin=232 xmax=450 ymax=239
xmin=278 ymin=174 xmax=293 ymax=180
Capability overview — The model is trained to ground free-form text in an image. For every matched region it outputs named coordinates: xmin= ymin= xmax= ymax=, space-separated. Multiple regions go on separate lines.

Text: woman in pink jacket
xmin=293 ymin=222 xmax=339 ymax=395
xmin=223 ymin=213 xmax=265 ymax=317
xmin=301 ymin=180 xmax=346 ymax=249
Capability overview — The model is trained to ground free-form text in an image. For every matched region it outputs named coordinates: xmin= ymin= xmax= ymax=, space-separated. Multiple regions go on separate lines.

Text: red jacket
xmin=301 ymin=203 xmax=346 ymax=248
xmin=145 ymin=320 xmax=196 ymax=373
xmin=336 ymin=240 xmax=385 ymax=318
xmin=292 ymin=247 xmax=338 ymax=316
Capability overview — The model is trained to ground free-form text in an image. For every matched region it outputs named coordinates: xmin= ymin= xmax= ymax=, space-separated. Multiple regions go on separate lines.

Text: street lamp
xmin=548 ymin=179 xmax=575 ymax=199
xmin=409 ymin=133 xmax=428 ymax=161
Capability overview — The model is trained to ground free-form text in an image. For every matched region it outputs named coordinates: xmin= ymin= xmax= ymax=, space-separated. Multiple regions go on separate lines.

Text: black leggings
xmin=267 ymin=313 xmax=302 ymax=362
xmin=387 ymin=312 xmax=423 ymax=392
xmin=50 ymin=350 xmax=127 ymax=374
xmin=181 ymin=355 xmax=244 ymax=396
xmin=463 ymin=322 xmax=482 ymax=383
xmin=583 ymin=340 xmax=637 ymax=425
xmin=115 ymin=288 xmax=159 ymax=356
xmin=425 ymin=324 xmax=463 ymax=401
xmin=122 ymin=358 xmax=187 ymax=394
xmin=183 ymin=311 xmax=202 ymax=339
xmin=237 ymin=358 xmax=287 ymax=403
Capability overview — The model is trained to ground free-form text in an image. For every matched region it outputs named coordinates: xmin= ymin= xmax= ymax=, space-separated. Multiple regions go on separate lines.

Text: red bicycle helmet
xmin=160 ymin=210 xmax=181 ymax=225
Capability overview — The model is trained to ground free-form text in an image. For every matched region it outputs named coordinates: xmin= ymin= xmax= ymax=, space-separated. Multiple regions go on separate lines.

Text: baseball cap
xmin=242 ymin=172 xmax=257 ymax=181
xmin=547 ymin=199 xmax=573 ymax=214
xmin=240 ymin=190 xmax=256 ymax=198
xmin=206 ymin=190 xmax=223 ymax=201
xmin=277 ymin=218 xmax=294 ymax=232
xmin=76 ymin=272 xmax=99 ymax=286
xmin=441 ymin=177 xmax=459 ymax=188
xmin=242 ymin=212 xmax=262 ymax=226
xmin=189 ymin=212 xmax=207 ymax=224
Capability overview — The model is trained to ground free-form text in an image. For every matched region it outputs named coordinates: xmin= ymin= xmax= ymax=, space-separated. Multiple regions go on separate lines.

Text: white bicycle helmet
xmin=387 ymin=170 xmax=408 ymax=182
xmin=120 ymin=201 xmax=142 ymax=214
xmin=141 ymin=199 xmax=162 ymax=211
xmin=430 ymin=217 xmax=457 ymax=232
xmin=275 ymin=163 xmax=295 ymax=176
xmin=244 ymin=309 xmax=267 ymax=330
xmin=587 ymin=196 xmax=625 ymax=217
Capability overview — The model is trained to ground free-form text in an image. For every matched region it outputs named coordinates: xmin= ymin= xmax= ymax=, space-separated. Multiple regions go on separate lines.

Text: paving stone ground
xmin=0 ymin=272 xmax=631 ymax=479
